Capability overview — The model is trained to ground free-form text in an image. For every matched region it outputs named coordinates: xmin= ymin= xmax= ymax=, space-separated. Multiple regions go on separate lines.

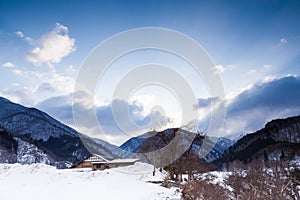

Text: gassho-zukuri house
xmin=71 ymin=154 xmax=139 ymax=170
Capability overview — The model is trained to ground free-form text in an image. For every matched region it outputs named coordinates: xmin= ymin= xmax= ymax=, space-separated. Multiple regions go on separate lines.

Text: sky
xmin=0 ymin=0 xmax=300 ymax=145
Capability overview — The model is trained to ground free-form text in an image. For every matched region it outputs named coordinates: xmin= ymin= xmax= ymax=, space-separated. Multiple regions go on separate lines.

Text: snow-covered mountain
xmin=3 ymin=95 xmax=298 ymax=171
xmin=216 ymin=115 xmax=300 ymax=166
xmin=0 ymin=96 xmax=232 ymax=169
xmin=119 ymin=128 xmax=233 ymax=162
xmin=0 ymin=97 xmax=120 ymax=168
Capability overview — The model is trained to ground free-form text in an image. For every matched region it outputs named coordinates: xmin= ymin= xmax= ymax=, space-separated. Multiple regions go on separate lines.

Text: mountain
xmin=0 ymin=96 xmax=232 ymax=169
xmin=119 ymin=115 xmax=300 ymax=170
xmin=2 ymin=95 xmax=298 ymax=171
xmin=0 ymin=127 xmax=18 ymax=163
xmin=119 ymin=128 xmax=233 ymax=163
xmin=0 ymin=97 xmax=120 ymax=168
xmin=216 ymin=115 xmax=300 ymax=166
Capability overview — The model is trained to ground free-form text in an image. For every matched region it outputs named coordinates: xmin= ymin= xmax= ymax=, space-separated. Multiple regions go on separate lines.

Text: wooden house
xmin=71 ymin=154 xmax=109 ymax=170
xmin=71 ymin=154 xmax=139 ymax=170
xmin=92 ymin=158 xmax=139 ymax=169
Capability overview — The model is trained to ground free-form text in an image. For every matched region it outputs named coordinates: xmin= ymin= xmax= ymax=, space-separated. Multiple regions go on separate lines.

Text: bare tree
xmin=227 ymin=159 xmax=300 ymax=200
xmin=182 ymin=178 xmax=229 ymax=200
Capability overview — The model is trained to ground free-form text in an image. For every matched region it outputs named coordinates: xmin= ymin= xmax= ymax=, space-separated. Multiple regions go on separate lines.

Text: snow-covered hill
xmin=0 ymin=162 xmax=181 ymax=200
xmin=0 ymin=97 xmax=121 ymax=168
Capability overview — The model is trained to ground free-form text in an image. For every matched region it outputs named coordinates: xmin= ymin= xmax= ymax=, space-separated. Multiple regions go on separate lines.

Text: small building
xmin=71 ymin=154 xmax=109 ymax=170
xmin=92 ymin=158 xmax=139 ymax=169
xmin=71 ymin=154 xmax=139 ymax=170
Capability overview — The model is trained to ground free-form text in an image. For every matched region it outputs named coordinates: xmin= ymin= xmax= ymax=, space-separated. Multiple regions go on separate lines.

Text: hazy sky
xmin=1 ymin=0 xmax=300 ymax=145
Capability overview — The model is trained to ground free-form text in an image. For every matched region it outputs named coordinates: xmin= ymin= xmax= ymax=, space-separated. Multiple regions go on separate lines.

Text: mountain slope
xmin=0 ymin=97 xmax=120 ymax=168
xmin=0 ymin=97 xmax=77 ymax=141
xmin=216 ymin=115 xmax=300 ymax=166
xmin=119 ymin=128 xmax=233 ymax=163
xmin=0 ymin=128 xmax=17 ymax=163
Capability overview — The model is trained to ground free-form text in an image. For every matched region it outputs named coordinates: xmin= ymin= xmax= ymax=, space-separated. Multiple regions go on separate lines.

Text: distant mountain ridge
xmin=119 ymin=115 xmax=300 ymax=170
xmin=119 ymin=128 xmax=233 ymax=163
xmin=0 ymin=96 xmax=234 ymax=169
xmin=1 ymin=96 xmax=299 ymax=170
xmin=216 ymin=115 xmax=300 ymax=166
xmin=0 ymin=97 xmax=120 ymax=168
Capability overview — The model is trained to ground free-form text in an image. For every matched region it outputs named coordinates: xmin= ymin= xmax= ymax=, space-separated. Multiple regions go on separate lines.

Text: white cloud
xmin=196 ymin=75 xmax=300 ymax=139
xmin=1 ymin=65 xmax=75 ymax=106
xmin=129 ymin=94 xmax=155 ymax=116
xmin=24 ymin=36 xmax=34 ymax=44
xmin=214 ymin=65 xmax=226 ymax=73
xmin=216 ymin=75 xmax=300 ymax=138
xmin=262 ymin=75 xmax=277 ymax=83
xmin=37 ymin=95 xmax=172 ymax=145
xmin=46 ymin=71 xmax=75 ymax=94
xmin=27 ymin=69 xmax=75 ymax=94
xmin=15 ymin=31 xmax=34 ymax=45
xmin=2 ymin=62 xmax=14 ymax=68
xmin=279 ymin=37 xmax=288 ymax=45
xmin=26 ymin=23 xmax=76 ymax=67
xmin=247 ymin=69 xmax=256 ymax=75
xmin=280 ymin=38 xmax=287 ymax=43
xmin=65 ymin=65 xmax=76 ymax=74
xmin=0 ymin=84 xmax=37 ymax=106
xmin=12 ymin=69 xmax=22 ymax=75
xmin=15 ymin=31 xmax=24 ymax=38
xmin=214 ymin=64 xmax=235 ymax=74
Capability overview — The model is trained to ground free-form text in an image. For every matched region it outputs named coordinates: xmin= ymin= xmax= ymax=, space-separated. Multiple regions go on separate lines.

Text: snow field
xmin=0 ymin=162 xmax=181 ymax=200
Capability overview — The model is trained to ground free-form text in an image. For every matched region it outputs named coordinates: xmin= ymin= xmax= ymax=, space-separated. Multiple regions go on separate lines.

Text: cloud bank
xmin=33 ymin=75 xmax=300 ymax=144
xmin=197 ymin=75 xmax=300 ymax=138
xmin=37 ymin=95 xmax=171 ymax=145
xmin=223 ymin=75 xmax=300 ymax=137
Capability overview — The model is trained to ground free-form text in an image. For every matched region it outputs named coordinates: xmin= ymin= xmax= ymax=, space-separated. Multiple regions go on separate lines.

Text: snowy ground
xmin=198 ymin=171 xmax=233 ymax=192
xmin=0 ymin=162 xmax=181 ymax=200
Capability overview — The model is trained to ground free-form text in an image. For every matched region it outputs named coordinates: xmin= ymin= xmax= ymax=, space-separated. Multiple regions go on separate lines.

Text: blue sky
xmin=1 ymin=0 xmax=300 ymax=145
